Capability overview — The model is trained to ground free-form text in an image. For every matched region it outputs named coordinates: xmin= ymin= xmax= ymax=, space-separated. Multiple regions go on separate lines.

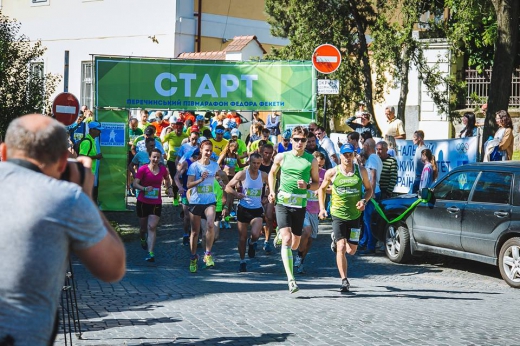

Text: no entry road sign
xmin=52 ymin=92 xmax=80 ymax=126
xmin=312 ymin=44 xmax=342 ymax=74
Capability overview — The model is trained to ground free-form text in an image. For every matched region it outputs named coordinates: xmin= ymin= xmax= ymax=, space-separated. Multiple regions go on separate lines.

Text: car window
xmin=471 ymin=172 xmax=512 ymax=204
xmin=434 ymin=171 xmax=478 ymax=201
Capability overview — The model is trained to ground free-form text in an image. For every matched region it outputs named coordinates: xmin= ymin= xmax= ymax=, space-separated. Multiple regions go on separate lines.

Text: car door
xmin=412 ymin=170 xmax=478 ymax=250
xmin=461 ymin=171 xmax=512 ymax=257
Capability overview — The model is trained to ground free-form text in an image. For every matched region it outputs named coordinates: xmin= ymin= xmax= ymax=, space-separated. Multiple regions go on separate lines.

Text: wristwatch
xmin=306 ymin=183 xmax=311 ymax=189
xmin=360 ymin=199 xmax=366 ymax=205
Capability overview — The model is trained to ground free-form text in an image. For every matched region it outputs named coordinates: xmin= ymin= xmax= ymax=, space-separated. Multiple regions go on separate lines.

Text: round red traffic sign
xmin=312 ymin=44 xmax=342 ymax=74
xmin=52 ymin=92 xmax=80 ymax=126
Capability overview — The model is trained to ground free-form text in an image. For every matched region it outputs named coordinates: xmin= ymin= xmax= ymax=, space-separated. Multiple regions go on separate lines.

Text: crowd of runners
xmin=127 ymin=110 xmax=376 ymax=294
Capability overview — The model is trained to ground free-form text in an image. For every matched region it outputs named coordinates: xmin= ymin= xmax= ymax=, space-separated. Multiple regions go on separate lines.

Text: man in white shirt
xmin=359 ymin=138 xmax=382 ymax=255
xmin=315 ymin=126 xmax=339 ymax=166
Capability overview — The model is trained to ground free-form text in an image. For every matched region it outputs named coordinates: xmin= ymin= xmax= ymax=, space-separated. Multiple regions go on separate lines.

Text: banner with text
xmin=95 ymin=57 xmax=316 ymax=112
xmin=330 ymin=134 xmax=479 ymax=193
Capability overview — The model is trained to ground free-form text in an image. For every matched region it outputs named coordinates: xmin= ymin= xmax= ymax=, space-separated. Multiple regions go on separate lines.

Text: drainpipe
xmin=196 ymin=0 xmax=202 ymax=52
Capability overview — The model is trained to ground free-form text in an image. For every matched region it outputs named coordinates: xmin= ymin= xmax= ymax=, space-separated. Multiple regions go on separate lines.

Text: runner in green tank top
xmin=268 ymin=126 xmax=320 ymax=294
xmin=318 ymin=143 xmax=372 ymax=293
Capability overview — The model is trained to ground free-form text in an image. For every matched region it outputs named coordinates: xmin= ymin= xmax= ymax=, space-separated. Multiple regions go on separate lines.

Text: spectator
xmin=384 ymin=106 xmax=406 ymax=139
xmin=411 ymin=130 xmax=426 ymax=194
xmin=345 ymin=112 xmax=380 ymax=137
xmin=265 ymin=112 xmax=281 ymax=144
xmin=305 ymin=132 xmax=332 ymax=169
xmin=384 ymin=134 xmax=397 ymax=157
xmin=0 ymin=114 xmax=125 ymax=345
xmin=360 ymin=131 xmax=373 ymax=146
xmin=376 ymin=141 xmax=398 ymax=199
xmin=419 ymin=148 xmax=438 ymax=190
xmin=458 ymin=112 xmax=478 ymax=138
xmin=485 ymin=110 xmax=514 ymax=161
xmin=315 ymin=126 xmax=339 ymax=165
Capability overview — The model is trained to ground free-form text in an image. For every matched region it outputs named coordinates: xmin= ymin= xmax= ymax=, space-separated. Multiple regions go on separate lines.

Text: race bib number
xmin=245 ymin=188 xmax=262 ymax=197
xmin=349 ymin=228 xmax=361 ymax=243
xmin=277 ymin=191 xmax=306 ymax=208
xmin=145 ymin=188 xmax=160 ymax=199
xmin=307 ymin=190 xmax=318 ymax=201
xmin=197 ymin=185 xmax=214 ymax=194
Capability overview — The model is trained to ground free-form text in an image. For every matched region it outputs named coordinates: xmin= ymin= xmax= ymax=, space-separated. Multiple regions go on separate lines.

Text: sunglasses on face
xmin=292 ymin=137 xmax=308 ymax=143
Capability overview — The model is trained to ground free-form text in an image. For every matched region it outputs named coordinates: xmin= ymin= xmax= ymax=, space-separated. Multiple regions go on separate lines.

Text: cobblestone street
xmin=55 ymin=197 xmax=518 ymax=346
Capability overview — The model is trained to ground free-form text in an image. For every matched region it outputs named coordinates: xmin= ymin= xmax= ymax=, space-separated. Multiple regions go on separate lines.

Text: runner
xmin=259 ymin=143 xmax=275 ymax=253
xmin=133 ymin=148 xmax=174 ymax=262
xmin=186 ymin=140 xmax=228 ymax=272
xmin=317 ymin=143 xmax=372 ymax=292
xmin=225 ymin=153 xmax=269 ymax=272
xmin=162 ymin=121 xmax=188 ymax=206
xmin=294 ymin=151 xmax=327 ymax=274
xmin=268 ymin=126 xmax=320 ymax=293
xmin=218 ymin=139 xmax=246 ymax=228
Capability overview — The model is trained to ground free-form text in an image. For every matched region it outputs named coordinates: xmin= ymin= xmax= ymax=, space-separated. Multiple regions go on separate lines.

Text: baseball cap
xmin=196 ymin=115 xmax=205 ymax=121
xmin=190 ymin=125 xmax=200 ymax=133
xmin=282 ymin=129 xmax=292 ymax=139
xmin=340 ymin=143 xmax=356 ymax=154
xmin=89 ymin=121 xmax=104 ymax=131
xmin=144 ymin=126 xmax=155 ymax=135
xmin=230 ymin=128 xmax=240 ymax=137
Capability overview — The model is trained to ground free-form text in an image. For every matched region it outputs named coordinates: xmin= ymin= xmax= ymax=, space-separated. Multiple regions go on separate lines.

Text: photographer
xmin=0 ymin=114 xmax=126 ymax=346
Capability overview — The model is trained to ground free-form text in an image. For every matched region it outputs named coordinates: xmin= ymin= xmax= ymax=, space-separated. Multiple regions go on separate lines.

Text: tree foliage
xmin=0 ymin=12 xmax=60 ymax=139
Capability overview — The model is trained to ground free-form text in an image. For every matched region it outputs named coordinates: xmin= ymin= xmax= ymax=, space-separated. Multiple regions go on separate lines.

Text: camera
xmin=61 ymin=159 xmax=86 ymax=185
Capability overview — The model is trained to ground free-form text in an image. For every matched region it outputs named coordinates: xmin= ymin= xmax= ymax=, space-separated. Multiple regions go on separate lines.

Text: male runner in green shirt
xmin=268 ymin=126 xmax=320 ymax=294
xmin=317 ymin=143 xmax=372 ymax=292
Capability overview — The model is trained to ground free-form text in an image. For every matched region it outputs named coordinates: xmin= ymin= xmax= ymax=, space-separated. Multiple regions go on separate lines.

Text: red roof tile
xmin=224 ymin=35 xmax=267 ymax=54
xmin=177 ymin=51 xmax=226 ymax=60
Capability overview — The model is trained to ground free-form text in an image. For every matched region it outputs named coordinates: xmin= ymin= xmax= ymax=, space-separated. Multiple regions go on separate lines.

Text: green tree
xmin=265 ymin=0 xmax=382 ymax=133
xmin=0 ymin=12 xmax=60 ymax=139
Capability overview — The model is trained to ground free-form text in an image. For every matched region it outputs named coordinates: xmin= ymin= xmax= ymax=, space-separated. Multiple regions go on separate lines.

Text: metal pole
xmin=322 ymin=94 xmax=327 ymax=130
xmin=64 ymin=51 xmax=69 ymax=92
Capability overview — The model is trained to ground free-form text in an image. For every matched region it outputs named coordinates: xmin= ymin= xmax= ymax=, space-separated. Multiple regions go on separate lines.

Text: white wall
xmin=2 ymin=0 xmax=196 ymax=102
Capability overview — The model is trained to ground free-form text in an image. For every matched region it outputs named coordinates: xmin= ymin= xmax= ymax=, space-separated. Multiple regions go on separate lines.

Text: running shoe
xmin=263 ymin=241 xmax=273 ymax=254
xmin=340 ymin=278 xmax=350 ymax=292
xmin=294 ymin=255 xmax=302 ymax=268
xmin=203 ymin=254 xmax=215 ymax=268
xmin=297 ymin=263 xmax=305 ymax=274
xmin=224 ymin=220 xmax=232 ymax=229
xmin=238 ymin=262 xmax=247 ymax=272
xmin=140 ymin=237 xmax=148 ymax=251
xmin=247 ymin=238 xmax=257 ymax=258
xmin=182 ymin=234 xmax=190 ymax=246
xmin=145 ymin=253 xmax=155 ymax=262
xmin=273 ymin=228 xmax=282 ymax=248
xmin=229 ymin=210 xmax=237 ymax=220
xmin=189 ymin=255 xmax=198 ymax=273
xmin=173 ymin=198 xmax=179 ymax=207
xmin=288 ymin=280 xmax=299 ymax=294
xmin=330 ymin=233 xmax=337 ymax=253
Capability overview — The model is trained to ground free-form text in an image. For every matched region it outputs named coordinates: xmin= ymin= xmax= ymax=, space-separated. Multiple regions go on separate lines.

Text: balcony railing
xmin=465 ymin=69 xmax=520 ymax=108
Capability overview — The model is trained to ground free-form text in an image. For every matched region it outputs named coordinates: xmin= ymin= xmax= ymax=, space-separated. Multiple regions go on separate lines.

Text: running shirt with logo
xmin=306 ymin=168 xmax=326 ymax=214
xmin=133 ymin=136 xmax=166 ymax=156
xmin=330 ymin=165 xmax=363 ymax=220
xmin=187 ymin=160 xmax=220 ymax=204
xmin=239 ymin=169 xmax=263 ymax=209
xmin=276 ymin=151 xmax=314 ymax=208
xmin=223 ymin=156 xmax=238 ymax=169
xmin=135 ymin=165 xmax=169 ymax=205
xmin=163 ymin=132 xmax=188 ymax=161
xmin=210 ymin=138 xmax=228 ymax=156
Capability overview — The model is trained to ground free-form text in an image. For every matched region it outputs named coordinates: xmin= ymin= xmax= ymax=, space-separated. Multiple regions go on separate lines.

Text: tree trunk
xmin=348 ymin=0 xmax=382 ymax=136
xmin=397 ymin=44 xmax=411 ymax=127
xmin=483 ymin=0 xmax=520 ymax=153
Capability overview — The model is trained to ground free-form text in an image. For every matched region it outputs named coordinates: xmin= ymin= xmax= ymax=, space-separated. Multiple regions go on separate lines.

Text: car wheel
xmin=498 ymin=237 xmax=520 ymax=288
xmin=385 ymin=223 xmax=411 ymax=263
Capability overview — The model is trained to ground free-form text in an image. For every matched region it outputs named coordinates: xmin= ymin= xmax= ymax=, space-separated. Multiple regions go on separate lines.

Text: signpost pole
xmin=64 ymin=50 xmax=69 ymax=93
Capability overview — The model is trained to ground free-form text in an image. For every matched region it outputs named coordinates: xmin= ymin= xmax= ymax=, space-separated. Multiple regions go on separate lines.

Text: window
xmin=434 ymin=171 xmax=478 ymax=201
xmin=80 ymin=61 xmax=93 ymax=110
xmin=471 ymin=172 xmax=512 ymax=204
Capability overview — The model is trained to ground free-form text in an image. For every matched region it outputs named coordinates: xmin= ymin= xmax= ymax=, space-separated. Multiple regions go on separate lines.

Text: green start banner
xmin=95 ymin=57 xmax=316 ymax=112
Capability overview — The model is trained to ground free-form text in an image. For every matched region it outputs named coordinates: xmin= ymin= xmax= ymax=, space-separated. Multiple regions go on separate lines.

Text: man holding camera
xmin=0 ymin=114 xmax=126 ymax=346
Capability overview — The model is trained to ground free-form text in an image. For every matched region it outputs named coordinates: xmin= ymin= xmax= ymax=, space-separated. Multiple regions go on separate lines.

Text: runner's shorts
xmin=237 ymin=205 xmax=264 ymax=223
xmin=189 ymin=203 xmax=216 ymax=217
xmin=275 ymin=204 xmax=306 ymax=236
xmin=303 ymin=211 xmax=319 ymax=239
xmin=332 ymin=216 xmax=361 ymax=245
xmin=136 ymin=200 xmax=162 ymax=218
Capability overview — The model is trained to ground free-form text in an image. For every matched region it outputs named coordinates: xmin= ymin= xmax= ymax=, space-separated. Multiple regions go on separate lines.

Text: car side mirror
xmin=420 ymin=188 xmax=432 ymax=202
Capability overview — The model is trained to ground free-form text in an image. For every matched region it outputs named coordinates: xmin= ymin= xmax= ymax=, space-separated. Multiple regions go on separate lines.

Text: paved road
xmin=55 ymin=197 xmax=518 ymax=346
